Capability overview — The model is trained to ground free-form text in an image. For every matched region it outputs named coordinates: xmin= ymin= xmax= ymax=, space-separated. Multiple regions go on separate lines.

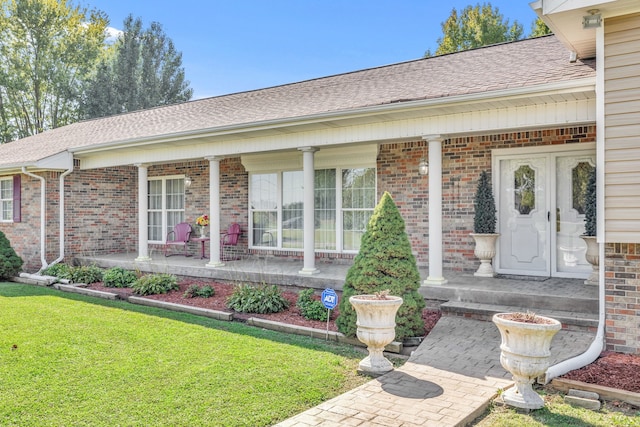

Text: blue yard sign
xmin=321 ymin=288 xmax=338 ymax=310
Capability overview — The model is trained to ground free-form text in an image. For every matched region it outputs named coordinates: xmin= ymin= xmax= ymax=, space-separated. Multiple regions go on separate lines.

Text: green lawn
xmin=0 ymin=283 xmax=369 ymax=427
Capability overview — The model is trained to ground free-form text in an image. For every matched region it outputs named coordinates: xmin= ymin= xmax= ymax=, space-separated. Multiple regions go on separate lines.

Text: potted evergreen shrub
xmin=580 ymin=168 xmax=598 ymax=284
xmin=492 ymin=312 xmax=561 ymax=409
xmin=470 ymin=171 xmax=500 ymax=277
xmin=336 ymin=191 xmax=425 ymax=375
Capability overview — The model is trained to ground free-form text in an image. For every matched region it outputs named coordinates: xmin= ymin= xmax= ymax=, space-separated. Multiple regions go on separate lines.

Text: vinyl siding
xmin=604 ymin=13 xmax=640 ymax=243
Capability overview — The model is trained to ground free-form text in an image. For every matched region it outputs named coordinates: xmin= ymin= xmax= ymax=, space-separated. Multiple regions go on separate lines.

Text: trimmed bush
xmin=296 ymin=289 xmax=329 ymax=321
xmin=473 ymin=170 xmax=497 ymax=234
xmin=226 ymin=284 xmax=289 ymax=314
xmin=336 ymin=191 xmax=425 ymax=341
xmin=132 ymin=274 xmax=178 ymax=296
xmin=0 ymin=231 xmax=23 ymax=279
xmin=584 ymin=168 xmax=597 ymax=237
xmin=103 ymin=267 xmax=138 ymax=288
xmin=183 ymin=284 xmax=215 ymax=298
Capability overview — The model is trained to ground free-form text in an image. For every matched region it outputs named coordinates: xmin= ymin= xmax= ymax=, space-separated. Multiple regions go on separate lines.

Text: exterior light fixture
xmin=583 ymin=9 xmax=601 ymax=29
xmin=184 ymin=176 xmax=192 ymax=187
xmin=418 ymin=158 xmax=429 ymax=176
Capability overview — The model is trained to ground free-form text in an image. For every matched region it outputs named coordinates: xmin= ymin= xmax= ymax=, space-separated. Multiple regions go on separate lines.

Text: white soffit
xmin=241 ymin=145 xmax=379 ymax=173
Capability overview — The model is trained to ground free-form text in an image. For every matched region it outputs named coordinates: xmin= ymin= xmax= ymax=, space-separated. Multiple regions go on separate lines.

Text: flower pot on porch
xmin=470 ymin=233 xmax=499 ymax=277
xmin=580 ymin=235 xmax=599 ymax=285
xmin=492 ymin=313 xmax=561 ymax=410
xmin=349 ymin=294 xmax=403 ymax=376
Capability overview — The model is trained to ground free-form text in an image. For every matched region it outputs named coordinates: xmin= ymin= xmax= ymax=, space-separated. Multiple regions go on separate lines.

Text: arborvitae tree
xmin=336 ymin=192 xmax=425 ymax=341
xmin=0 ymin=231 xmax=23 ymax=279
xmin=473 ymin=171 xmax=497 ymax=234
xmin=584 ymin=168 xmax=597 ymax=236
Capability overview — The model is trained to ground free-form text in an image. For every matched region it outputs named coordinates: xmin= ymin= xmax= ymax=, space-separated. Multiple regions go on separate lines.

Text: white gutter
xmin=21 ymin=167 xmax=47 ymax=271
xmin=48 ymin=168 xmax=73 ymax=267
xmin=543 ymin=23 xmax=606 ymax=384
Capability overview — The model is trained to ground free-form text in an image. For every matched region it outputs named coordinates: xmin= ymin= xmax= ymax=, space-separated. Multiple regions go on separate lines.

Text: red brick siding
xmin=377 ymin=126 xmax=597 ymax=270
xmin=604 ymin=243 xmax=640 ymax=354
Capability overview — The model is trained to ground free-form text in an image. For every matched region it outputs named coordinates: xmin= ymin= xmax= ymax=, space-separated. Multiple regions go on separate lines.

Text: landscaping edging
xmin=552 ymin=378 xmax=640 ymax=407
xmin=26 ymin=279 xmax=404 ymax=354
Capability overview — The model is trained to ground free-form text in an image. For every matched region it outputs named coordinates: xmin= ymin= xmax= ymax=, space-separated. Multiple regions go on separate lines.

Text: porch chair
xmin=221 ymin=223 xmax=241 ymax=261
xmin=164 ymin=222 xmax=193 ymax=257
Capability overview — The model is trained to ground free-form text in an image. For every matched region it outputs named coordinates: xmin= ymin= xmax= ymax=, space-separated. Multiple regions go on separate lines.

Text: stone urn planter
xmin=470 ymin=233 xmax=499 ymax=277
xmin=492 ymin=312 xmax=561 ymax=410
xmin=349 ymin=294 xmax=403 ymax=376
xmin=581 ymin=235 xmax=599 ymax=285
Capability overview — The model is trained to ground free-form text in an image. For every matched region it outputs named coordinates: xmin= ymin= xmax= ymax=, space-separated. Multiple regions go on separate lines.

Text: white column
xmin=135 ymin=163 xmax=151 ymax=262
xmin=206 ymin=156 xmax=224 ymax=267
xmin=298 ymin=147 xmax=319 ymax=275
xmin=423 ymin=136 xmax=448 ymax=285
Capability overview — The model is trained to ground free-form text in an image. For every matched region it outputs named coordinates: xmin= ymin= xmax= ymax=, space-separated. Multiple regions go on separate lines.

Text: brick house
xmin=0 ymin=0 xmax=638 ymax=354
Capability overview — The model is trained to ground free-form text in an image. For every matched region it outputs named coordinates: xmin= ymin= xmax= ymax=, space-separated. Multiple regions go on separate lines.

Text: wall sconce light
xmin=184 ymin=176 xmax=192 ymax=187
xmin=583 ymin=9 xmax=601 ymax=29
xmin=418 ymin=158 xmax=429 ymax=176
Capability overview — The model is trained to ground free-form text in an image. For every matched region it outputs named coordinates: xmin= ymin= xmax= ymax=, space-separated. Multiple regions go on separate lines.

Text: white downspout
xmin=49 ymin=168 xmax=73 ymax=266
xmin=21 ymin=167 xmax=47 ymax=271
xmin=543 ymin=23 xmax=606 ymax=384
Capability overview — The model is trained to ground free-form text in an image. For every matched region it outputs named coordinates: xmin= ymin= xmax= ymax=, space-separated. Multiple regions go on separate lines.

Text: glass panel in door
xmin=555 ymin=155 xmax=595 ymax=275
xmin=498 ymin=157 xmax=549 ymax=275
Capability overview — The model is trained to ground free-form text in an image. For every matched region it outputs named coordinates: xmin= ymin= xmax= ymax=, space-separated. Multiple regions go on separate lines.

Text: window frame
xmin=248 ymin=167 xmax=376 ymax=253
xmin=0 ymin=177 xmax=14 ymax=223
xmin=147 ymin=175 xmax=187 ymax=243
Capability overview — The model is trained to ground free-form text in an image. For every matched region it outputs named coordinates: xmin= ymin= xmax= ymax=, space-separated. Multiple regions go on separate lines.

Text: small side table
xmin=191 ymin=237 xmax=210 ymax=259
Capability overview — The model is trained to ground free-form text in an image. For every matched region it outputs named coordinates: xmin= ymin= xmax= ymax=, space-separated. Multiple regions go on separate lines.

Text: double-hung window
xmin=148 ymin=177 xmax=186 ymax=242
xmin=0 ymin=177 xmax=13 ymax=222
xmin=249 ymin=167 xmax=375 ymax=252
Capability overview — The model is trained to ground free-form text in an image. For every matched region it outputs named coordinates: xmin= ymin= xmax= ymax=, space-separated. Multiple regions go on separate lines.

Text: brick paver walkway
xmin=275 ymin=316 xmax=595 ymax=427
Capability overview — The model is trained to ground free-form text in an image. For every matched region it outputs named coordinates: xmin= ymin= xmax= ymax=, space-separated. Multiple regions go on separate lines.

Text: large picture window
xmin=0 ymin=178 xmax=12 ymax=222
xmin=148 ymin=177 xmax=186 ymax=242
xmin=249 ymin=168 xmax=374 ymax=252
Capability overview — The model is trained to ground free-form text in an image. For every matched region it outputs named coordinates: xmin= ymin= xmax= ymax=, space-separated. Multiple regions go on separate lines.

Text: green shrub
xmin=296 ymin=289 xmax=329 ymax=321
xmin=226 ymin=284 xmax=289 ymax=314
xmin=41 ymin=263 xmax=72 ymax=279
xmin=473 ymin=171 xmax=497 ymax=234
xmin=0 ymin=231 xmax=23 ymax=279
xmin=103 ymin=267 xmax=138 ymax=288
xmin=132 ymin=274 xmax=178 ymax=296
xmin=584 ymin=168 xmax=597 ymax=236
xmin=69 ymin=265 xmax=103 ymax=284
xmin=336 ymin=191 xmax=425 ymax=341
xmin=183 ymin=283 xmax=215 ymax=298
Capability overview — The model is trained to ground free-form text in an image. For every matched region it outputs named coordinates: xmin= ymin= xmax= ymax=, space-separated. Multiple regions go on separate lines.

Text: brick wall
xmin=378 ymin=126 xmax=597 ymax=270
xmin=605 ymin=243 xmax=640 ymax=354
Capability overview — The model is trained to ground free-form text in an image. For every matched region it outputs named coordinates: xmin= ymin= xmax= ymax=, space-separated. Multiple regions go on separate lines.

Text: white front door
xmin=495 ymin=150 xmax=595 ymax=278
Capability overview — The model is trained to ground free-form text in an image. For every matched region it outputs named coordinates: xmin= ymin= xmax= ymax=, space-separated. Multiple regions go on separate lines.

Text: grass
xmin=473 ymin=386 xmax=640 ymax=426
xmin=0 ymin=282 xmax=371 ymax=426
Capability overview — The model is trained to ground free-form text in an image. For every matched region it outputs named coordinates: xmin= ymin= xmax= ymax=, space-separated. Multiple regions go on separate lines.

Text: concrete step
xmin=423 ymin=281 xmax=598 ymax=314
xmin=440 ymin=301 xmax=598 ymax=332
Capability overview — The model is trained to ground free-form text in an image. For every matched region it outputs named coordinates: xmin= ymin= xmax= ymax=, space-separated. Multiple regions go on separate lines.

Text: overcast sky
xmin=85 ymin=0 xmax=541 ymax=99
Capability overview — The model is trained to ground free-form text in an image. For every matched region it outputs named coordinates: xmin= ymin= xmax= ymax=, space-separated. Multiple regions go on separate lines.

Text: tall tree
xmin=0 ymin=0 xmax=107 ymax=143
xmin=425 ymin=3 xmax=524 ymax=57
xmin=530 ymin=17 xmax=552 ymax=37
xmin=83 ymin=15 xmax=193 ymax=119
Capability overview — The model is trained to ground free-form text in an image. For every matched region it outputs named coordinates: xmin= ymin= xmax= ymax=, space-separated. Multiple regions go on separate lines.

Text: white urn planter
xmin=349 ymin=295 xmax=403 ymax=376
xmin=580 ymin=235 xmax=599 ymax=285
xmin=492 ymin=313 xmax=561 ymax=410
xmin=470 ymin=233 xmax=499 ymax=277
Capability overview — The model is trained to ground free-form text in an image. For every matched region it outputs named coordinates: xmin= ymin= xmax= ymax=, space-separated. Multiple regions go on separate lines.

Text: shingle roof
xmin=0 ymin=35 xmax=595 ymax=168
